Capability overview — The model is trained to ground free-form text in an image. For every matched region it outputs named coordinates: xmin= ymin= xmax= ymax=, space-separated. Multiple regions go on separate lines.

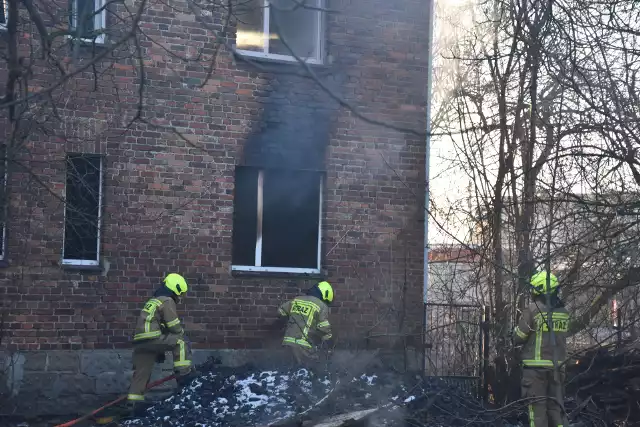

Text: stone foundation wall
xmin=1 ymin=349 xmax=422 ymax=417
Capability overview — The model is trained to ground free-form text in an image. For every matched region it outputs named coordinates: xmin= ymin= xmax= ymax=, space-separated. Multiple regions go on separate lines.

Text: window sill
xmin=61 ymin=261 xmax=103 ymax=273
xmin=231 ymin=265 xmax=327 ymax=279
xmin=235 ymin=49 xmax=327 ymax=68
xmin=66 ymin=34 xmax=107 ymax=47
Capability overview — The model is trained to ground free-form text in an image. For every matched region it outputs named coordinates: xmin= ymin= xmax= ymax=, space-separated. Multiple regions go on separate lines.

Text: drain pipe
xmin=422 ymin=0 xmax=436 ymax=374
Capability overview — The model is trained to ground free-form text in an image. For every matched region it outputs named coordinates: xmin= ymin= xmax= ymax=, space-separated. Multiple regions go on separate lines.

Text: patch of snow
xmin=360 ymin=374 xmax=378 ymax=385
xmin=235 ymin=374 xmax=270 ymax=410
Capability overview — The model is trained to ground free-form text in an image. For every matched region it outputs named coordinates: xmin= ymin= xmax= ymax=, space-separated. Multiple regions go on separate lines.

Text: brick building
xmin=0 ymin=0 xmax=429 ymax=414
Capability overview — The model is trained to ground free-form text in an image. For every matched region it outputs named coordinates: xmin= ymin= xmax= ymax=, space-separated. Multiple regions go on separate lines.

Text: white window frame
xmin=236 ymin=0 xmax=325 ymax=65
xmin=0 ymin=0 xmax=8 ymax=31
xmin=61 ymin=154 xmax=103 ymax=267
xmin=70 ymin=0 xmax=107 ymax=45
xmin=231 ymin=169 xmax=323 ymax=274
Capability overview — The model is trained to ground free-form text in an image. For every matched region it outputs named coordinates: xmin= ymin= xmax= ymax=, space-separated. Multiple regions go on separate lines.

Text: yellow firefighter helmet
xmin=317 ymin=281 xmax=334 ymax=303
xmin=164 ymin=273 xmax=188 ymax=296
xmin=530 ymin=271 xmax=558 ymax=295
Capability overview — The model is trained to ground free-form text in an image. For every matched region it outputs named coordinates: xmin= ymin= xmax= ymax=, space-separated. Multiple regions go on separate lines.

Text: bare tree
xmin=430 ymin=0 xmax=640 ymax=406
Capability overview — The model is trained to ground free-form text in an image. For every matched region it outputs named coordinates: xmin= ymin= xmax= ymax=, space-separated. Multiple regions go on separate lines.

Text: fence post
xmin=476 ymin=306 xmax=483 ymax=399
xmin=482 ymin=305 xmax=490 ymax=403
xmin=422 ymin=302 xmax=427 ymax=375
xmin=616 ymin=306 xmax=622 ymax=344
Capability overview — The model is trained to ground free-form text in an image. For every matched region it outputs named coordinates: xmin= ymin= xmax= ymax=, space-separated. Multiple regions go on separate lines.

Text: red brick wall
xmin=0 ymin=0 xmax=429 ymax=351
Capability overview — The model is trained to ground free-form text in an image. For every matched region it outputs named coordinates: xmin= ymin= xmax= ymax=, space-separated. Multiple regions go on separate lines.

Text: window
xmin=0 ymin=145 xmax=8 ymax=262
xmin=235 ymin=0 xmax=324 ymax=64
xmin=62 ymin=154 xmax=103 ymax=266
xmin=69 ymin=0 xmax=106 ymax=44
xmin=0 ymin=0 xmax=8 ymax=30
xmin=232 ymin=166 xmax=323 ymax=273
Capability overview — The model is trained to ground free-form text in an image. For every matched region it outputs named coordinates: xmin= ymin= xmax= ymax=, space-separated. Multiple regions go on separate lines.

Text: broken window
xmin=232 ymin=166 xmax=323 ymax=273
xmin=62 ymin=154 xmax=103 ymax=266
xmin=235 ymin=0 xmax=324 ymax=63
xmin=69 ymin=0 xmax=107 ymax=43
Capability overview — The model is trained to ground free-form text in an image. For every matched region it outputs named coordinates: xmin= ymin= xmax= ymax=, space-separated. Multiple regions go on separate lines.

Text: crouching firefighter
xmin=126 ymin=273 xmax=196 ymax=411
xmin=278 ymin=281 xmax=334 ymax=371
xmin=514 ymin=271 xmax=570 ymax=427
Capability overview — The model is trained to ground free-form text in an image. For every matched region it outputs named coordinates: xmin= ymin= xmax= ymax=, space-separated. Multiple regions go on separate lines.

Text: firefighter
xmin=126 ymin=273 xmax=196 ymax=411
xmin=514 ymin=271 xmax=570 ymax=427
xmin=278 ymin=281 xmax=334 ymax=371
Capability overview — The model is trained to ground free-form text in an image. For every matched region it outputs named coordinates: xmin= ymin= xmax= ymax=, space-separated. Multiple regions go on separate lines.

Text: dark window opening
xmin=0 ymin=0 xmax=6 ymax=25
xmin=232 ymin=167 xmax=259 ymax=266
xmin=232 ymin=166 xmax=322 ymax=271
xmin=63 ymin=154 xmax=102 ymax=263
xmin=0 ymin=144 xmax=7 ymax=260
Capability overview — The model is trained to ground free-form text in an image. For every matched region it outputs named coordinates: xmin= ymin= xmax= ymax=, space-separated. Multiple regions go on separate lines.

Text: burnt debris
xmin=566 ymin=339 xmax=640 ymax=425
xmin=116 ymin=355 xmax=617 ymax=427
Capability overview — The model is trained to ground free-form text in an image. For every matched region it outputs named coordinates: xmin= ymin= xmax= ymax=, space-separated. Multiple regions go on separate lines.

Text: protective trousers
xmin=284 ymin=344 xmax=320 ymax=373
xmin=127 ymin=334 xmax=192 ymax=403
xmin=521 ymin=368 xmax=567 ymax=427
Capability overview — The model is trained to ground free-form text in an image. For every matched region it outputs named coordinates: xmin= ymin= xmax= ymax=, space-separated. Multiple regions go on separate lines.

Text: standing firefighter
xmin=278 ymin=281 xmax=334 ymax=370
xmin=126 ymin=273 xmax=196 ymax=411
xmin=514 ymin=271 xmax=570 ymax=427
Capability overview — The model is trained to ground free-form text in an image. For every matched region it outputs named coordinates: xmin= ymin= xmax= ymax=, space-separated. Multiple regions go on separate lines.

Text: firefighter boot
xmin=101 ymin=400 xmax=152 ymax=421
xmin=121 ymin=401 xmax=154 ymax=418
xmin=175 ymin=367 xmax=199 ymax=389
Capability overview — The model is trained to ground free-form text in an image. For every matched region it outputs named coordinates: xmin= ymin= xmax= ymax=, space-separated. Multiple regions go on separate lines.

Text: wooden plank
xmin=304 ymin=408 xmax=382 ymax=427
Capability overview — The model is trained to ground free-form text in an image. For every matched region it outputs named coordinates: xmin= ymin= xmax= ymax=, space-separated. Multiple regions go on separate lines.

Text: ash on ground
xmin=120 ymin=362 xmax=487 ymax=427
xmin=120 ymin=361 xmax=604 ymax=427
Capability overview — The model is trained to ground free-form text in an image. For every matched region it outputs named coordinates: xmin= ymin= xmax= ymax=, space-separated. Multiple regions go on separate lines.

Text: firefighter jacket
xmin=514 ymin=300 xmax=570 ymax=369
xmin=278 ymin=295 xmax=332 ymax=349
xmin=133 ymin=295 xmax=184 ymax=342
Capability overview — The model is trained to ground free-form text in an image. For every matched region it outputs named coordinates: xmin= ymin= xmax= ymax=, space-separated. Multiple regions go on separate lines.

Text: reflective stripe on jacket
xmin=514 ymin=301 xmax=570 ymax=368
xmin=133 ymin=296 xmax=184 ymax=342
xmin=278 ymin=295 xmax=332 ymax=349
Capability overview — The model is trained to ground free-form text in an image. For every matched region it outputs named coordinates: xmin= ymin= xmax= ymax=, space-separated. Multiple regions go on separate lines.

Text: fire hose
xmin=53 ymin=374 xmax=176 ymax=427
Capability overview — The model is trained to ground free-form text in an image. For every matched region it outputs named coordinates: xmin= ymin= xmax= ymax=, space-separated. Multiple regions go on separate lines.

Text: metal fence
xmin=424 ymin=303 xmax=486 ymax=398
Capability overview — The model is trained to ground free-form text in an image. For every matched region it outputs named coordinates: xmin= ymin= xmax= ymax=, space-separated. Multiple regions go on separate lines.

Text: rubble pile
xmin=121 ymin=362 xmax=499 ymax=427
xmin=118 ymin=356 xmax=614 ymax=427
xmin=567 ymin=340 xmax=640 ymax=424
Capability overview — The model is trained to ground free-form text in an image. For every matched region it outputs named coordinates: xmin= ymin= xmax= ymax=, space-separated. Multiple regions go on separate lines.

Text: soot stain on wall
xmin=242 ymin=71 xmax=346 ymax=170
xmin=232 ymin=70 xmax=346 ymax=270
